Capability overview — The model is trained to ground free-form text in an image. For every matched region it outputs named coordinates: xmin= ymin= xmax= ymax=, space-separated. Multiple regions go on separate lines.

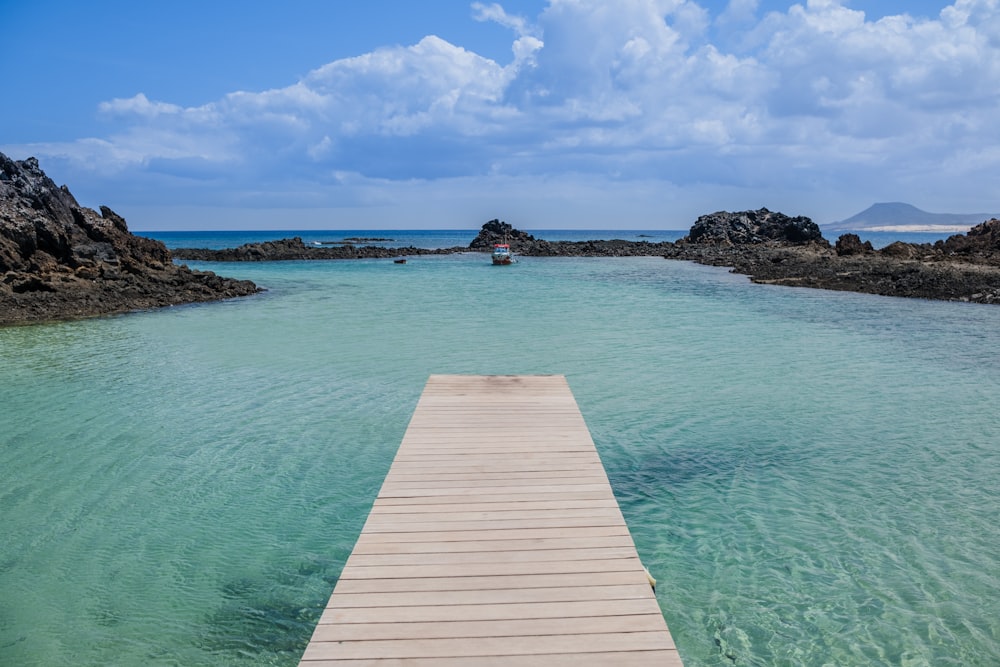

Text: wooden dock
xmin=299 ymin=374 xmax=682 ymax=666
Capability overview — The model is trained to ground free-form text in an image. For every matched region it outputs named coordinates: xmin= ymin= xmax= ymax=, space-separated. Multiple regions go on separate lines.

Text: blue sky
xmin=2 ymin=0 xmax=997 ymax=230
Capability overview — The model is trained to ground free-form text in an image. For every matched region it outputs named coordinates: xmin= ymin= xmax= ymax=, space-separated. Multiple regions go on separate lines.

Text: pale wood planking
xmin=299 ymin=375 xmax=683 ymax=666
xmin=309 ymin=613 xmax=669 ymax=642
xmin=298 ymin=650 xmax=672 ymax=667
xmin=316 ymin=598 xmax=670 ymax=625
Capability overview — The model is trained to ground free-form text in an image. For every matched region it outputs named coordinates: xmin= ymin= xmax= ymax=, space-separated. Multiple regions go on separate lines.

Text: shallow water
xmin=2 ymin=253 xmax=999 ymax=666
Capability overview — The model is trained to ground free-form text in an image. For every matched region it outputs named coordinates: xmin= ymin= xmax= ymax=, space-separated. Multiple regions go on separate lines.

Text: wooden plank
xmin=316 ymin=599 xmax=667 ymax=625
xmin=331 ymin=570 xmax=648 ymax=594
xmin=343 ymin=546 xmax=640 ymax=567
xmin=370 ymin=491 xmax=616 ymax=506
xmin=353 ymin=526 xmax=631 ymax=544
xmin=339 ymin=557 xmax=646 ymax=579
xmin=301 ymin=632 xmax=674 ymax=660
xmin=299 ymin=375 xmax=682 ymax=666
xmin=368 ymin=499 xmax=621 ymax=514
xmin=365 ymin=511 xmax=625 ymax=525
xmin=348 ymin=535 xmax=638 ymax=555
xmin=324 ymin=584 xmax=656 ymax=608
xmin=359 ymin=517 xmax=627 ymax=533
xmin=299 ymin=651 xmax=681 ymax=667
xmin=309 ymin=613 xmax=668 ymax=641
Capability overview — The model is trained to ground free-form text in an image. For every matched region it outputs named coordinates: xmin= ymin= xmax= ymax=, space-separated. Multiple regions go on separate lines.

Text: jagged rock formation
xmin=468 ymin=219 xmax=537 ymax=250
xmin=934 ymin=219 xmax=1000 ymax=260
xmin=170 ymin=211 xmax=1000 ymax=305
xmin=834 ymin=233 xmax=874 ymax=256
xmin=468 ymin=220 xmax=674 ymax=257
xmin=664 ymin=214 xmax=1000 ymax=303
xmin=0 ymin=153 xmax=260 ymax=326
xmin=682 ymin=208 xmax=826 ymax=245
xmin=827 ymin=219 xmax=1000 ymax=262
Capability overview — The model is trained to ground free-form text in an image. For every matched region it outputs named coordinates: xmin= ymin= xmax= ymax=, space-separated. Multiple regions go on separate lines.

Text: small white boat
xmin=492 ymin=243 xmax=516 ymax=265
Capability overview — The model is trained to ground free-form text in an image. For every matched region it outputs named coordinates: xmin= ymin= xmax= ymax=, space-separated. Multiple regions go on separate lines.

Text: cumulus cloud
xmin=9 ymin=0 xmax=1000 ymax=224
xmin=99 ymin=93 xmax=183 ymax=118
xmin=472 ymin=2 xmax=538 ymax=37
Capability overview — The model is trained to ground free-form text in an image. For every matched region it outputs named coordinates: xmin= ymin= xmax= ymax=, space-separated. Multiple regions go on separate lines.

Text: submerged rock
xmin=0 ymin=152 xmax=260 ymax=326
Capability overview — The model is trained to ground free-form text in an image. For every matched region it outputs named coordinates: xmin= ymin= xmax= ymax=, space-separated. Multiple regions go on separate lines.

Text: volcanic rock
xmin=0 ymin=152 xmax=260 ymax=326
xmin=468 ymin=219 xmax=537 ymax=250
xmin=172 ymin=237 xmax=464 ymax=261
xmin=169 ymin=210 xmax=1000 ymax=305
xmin=683 ymin=208 xmax=826 ymax=246
xmin=935 ymin=218 xmax=1000 ymax=260
xmin=835 ymin=234 xmax=874 ymax=256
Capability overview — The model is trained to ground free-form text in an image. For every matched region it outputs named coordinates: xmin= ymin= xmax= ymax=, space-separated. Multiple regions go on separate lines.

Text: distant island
xmin=826 ymin=202 xmax=996 ymax=233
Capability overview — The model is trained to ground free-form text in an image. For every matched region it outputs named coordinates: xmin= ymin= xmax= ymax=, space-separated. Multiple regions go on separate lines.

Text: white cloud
xmin=7 ymin=0 xmax=1000 ymax=225
xmin=98 ymin=93 xmax=182 ymax=118
xmin=472 ymin=2 xmax=538 ymax=38
xmin=303 ymin=35 xmax=512 ymax=136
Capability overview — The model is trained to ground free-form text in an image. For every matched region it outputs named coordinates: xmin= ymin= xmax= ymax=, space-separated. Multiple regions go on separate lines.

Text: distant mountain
xmin=826 ymin=202 xmax=995 ymax=233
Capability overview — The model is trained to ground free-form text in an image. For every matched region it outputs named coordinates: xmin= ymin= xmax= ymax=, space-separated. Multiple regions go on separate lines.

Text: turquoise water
xmin=2 ymin=252 xmax=999 ymax=666
xmin=137 ymin=228 xmax=955 ymax=251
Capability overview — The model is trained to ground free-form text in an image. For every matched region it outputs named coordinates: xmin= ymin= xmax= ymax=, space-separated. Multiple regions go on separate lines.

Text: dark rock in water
xmin=880 ymin=241 xmax=920 ymax=259
xmin=172 ymin=237 xmax=463 ymax=261
xmin=0 ymin=152 xmax=260 ymax=326
xmin=935 ymin=218 xmax=1000 ymax=260
xmin=468 ymin=219 xmax=536 ymax=250
xmin=684 ymin=208 xmax=826 ymax=246
xmin=172 ymin=211 xmax=1000 ymax=305
xmin=468 ymin=219 xmax=674 ymax=257
xmin=835 ymin=234 xmax=874 ymax=256
xmin=661 ymin=207 xmax=1000 ymax=304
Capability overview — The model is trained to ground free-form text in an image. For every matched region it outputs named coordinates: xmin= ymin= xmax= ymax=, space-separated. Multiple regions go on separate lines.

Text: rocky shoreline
xmin=1 ymin=153 xmax=261 ymax=327
xmin=175 ymin=214 xmax=1000 ymax=304
xmin=661 ymin=210 xmax=1000 ymax=304
xmin=6 ymin=149 xmax=1000 ymax=328
xmin=172 ymin=236 xmax=465 ymax=261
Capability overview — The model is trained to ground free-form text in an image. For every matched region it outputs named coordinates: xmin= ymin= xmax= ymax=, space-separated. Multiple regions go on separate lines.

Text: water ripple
xmin=2 ymin=255 xmax=1000 ymax=665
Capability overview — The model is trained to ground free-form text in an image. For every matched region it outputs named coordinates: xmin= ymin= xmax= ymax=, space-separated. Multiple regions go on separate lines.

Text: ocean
xmin=138 ymin=228 xmax=957 ymax=251
xmin=2 ymin=229 xmax=998 ymax=666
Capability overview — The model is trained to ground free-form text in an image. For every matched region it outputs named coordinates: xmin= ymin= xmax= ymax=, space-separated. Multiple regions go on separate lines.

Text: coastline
xmin=169 ymin=215 xmax=1000 ymax=305
xmin=7 ymin=145 xmax=1000 ymax=328
xmin=1 ymin=153 xmax=261 ymax=327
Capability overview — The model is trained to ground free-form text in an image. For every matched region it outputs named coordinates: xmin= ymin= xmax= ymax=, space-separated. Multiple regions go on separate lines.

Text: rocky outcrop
xmin=666 ymin=242 xmax=1000 ymax=303
xmin=935 ymin=218 xmax=1000 ymax=260
xmin=175 ymin=220 xmax=676 ymax=261
xmin=0 ymin=153 xmax=260 ymax=326
xmin=170 ymin=210 xmax=1000 ymax=305
xmin=834 ymin=233 xmax=874 ymax=256
xmin=468 ymin=219 xmax=537 ymax=250
xmin=467 ymin=219 xmax=674 ymax=257
xmin=647 ymin=208 xmax=1000 ymax=303
xmin=682 ymin=208 xmax=826 ymax=246
xmin=172 ymin=237 xmax=465 ymax=261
